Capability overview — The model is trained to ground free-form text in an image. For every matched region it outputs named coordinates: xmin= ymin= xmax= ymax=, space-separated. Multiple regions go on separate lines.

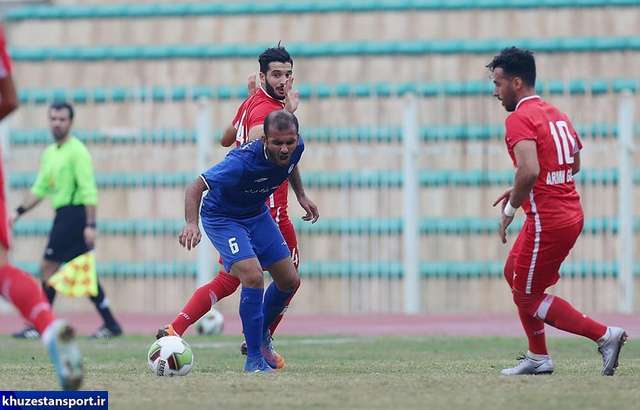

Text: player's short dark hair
xmin=264 ymin=110 xmax=299 ymax=136
xmin=486 ymin=47 xmax=536 ymax=87
xmin=49 ymin=101 xmax=74 ymax=120
xmin=259 ymin=44 xmax=293 ymax=74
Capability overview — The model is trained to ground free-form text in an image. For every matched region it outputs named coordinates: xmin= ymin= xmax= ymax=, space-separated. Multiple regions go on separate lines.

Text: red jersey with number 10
xmin=232 ymin=87 xmax=289 ymax=220
xmin=504 ymin=95 xmax=584 ymax=230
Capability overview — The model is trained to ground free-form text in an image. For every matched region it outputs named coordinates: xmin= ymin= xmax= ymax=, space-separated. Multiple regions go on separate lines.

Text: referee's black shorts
xmin=44 ymin=205 xmax=89 ymax=263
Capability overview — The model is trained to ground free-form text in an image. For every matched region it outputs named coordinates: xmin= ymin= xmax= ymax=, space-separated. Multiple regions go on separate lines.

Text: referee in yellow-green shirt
xmin=11 ymin=102 xmax=122 ymax=339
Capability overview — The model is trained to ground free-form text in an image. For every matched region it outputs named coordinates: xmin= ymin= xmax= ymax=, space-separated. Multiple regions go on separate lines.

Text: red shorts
xmin=505 ymin=218 xmax=583 ymax=295
xmin=0 ymin=161 xmax=10 ymax=250
xmin=217 ymin=215 xmax=299 ymax=271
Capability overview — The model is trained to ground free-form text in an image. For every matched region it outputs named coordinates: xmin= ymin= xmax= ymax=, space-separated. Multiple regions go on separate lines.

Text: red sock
xmin=171 ymin=270 xmax=240 ymax=335
xmin=268 ymin=282 xmax=299 ymax=336
xmin=0 ymin=264 xmax=55 ymax=334
xmin=518 ymin=308 xmax=548 ymax=355
xmin=537 ymin=294 xmax=607 ymax=342
xmin=210 ymin=270 xmax=241 ymax=301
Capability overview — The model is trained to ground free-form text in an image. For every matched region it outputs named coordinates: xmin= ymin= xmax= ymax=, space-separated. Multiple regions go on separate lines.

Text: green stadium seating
xmin=16 ymin=80 xmax=638 ymax=105
xmin=14 ymin=260 xmax=635 ymax=279
xmin=9 ymin=37 xmax=640 ymax=62
xmin=8 ymin=169 xmax=638 ymax=190
xmin=10 ymin=123 xmax=636 ymax=145
xmin=7 ymin=1 xmax=640 ymax=21
xmin=13 ymin=217 xmax=638 ymax=237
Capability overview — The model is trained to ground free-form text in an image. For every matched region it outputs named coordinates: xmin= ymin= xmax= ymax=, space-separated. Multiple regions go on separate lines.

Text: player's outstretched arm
xmin=495 ymin=140 xmax=539 ymax=244
xmin=179 ymin=177 xmax=207 ymax=250
xmin=10 ymin=192 xmax=43 ymax=226
xmin=289 ymin=165 xmax=319 ymax=223
xmin=220 ymin=124 xmax=238 ymax=147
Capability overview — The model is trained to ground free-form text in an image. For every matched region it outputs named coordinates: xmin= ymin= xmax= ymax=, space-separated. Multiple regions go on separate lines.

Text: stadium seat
xmin=14 ymin=79 xmax=638 ymax=106
xmin=12 ymin=258 xmax=632 ymax=279
xmin=9 ymin=37 xmax=640 ymax=62
xmin=8 ymin=1 xmax=640 ymax=21
xmin=12 ymin=216 xmax=635 ymax=238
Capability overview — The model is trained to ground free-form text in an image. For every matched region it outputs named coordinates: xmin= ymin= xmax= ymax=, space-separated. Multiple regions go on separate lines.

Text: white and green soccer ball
xmin=196 ymin=308 xmax=224 ymax=336
xmin=147 ymin=336 xmax=194 ymax=376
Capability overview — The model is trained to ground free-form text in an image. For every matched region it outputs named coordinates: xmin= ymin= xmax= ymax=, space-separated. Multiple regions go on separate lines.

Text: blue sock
xmin=239 ymin=287 xmax=264 ymax=360
xmin=262 ymin=282 xmax=293 ymax=336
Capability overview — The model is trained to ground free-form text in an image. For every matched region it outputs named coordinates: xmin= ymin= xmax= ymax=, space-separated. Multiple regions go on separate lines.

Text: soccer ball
xmin=196 ymin=308 xmax=224 ymax=335
xmin=147 ymin=336 xmax=194 ymax=376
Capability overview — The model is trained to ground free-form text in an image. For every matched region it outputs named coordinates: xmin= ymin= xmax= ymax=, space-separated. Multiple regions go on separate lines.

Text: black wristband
xmin=86 ymin=222 xmax=97 ymax=228
xmin=16 ymin=206 xmax=26 ymax=216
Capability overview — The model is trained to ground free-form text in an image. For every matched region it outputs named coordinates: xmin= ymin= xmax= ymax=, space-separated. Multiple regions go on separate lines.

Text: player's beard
xmin=52 ymin=128 xmax=68 ymax=142
xmin=265 ymin=146 xmax=289 ymax=166
xmin=265 ymin=82 xmax=285 ymax=101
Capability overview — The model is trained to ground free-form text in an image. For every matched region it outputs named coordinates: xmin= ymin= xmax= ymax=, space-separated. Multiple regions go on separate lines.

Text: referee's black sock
xmin=89 ymin=282 xmax=120 ymax=330
xmin=42 ymin=281 xmax=56 ymax=305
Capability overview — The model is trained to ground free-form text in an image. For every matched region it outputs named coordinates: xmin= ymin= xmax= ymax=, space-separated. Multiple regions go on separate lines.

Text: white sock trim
xmin=527 ymin=351 xmax=550 ymax=361
xmin=535 ymin=294 xmax=555 ymax=320
xmin=597 ymin=327 xmax=611 ymax=345
xmin=41 ymin=319 xmax=64 ymax=346
xmin=99 ymin=298 xmax=110 ymax=309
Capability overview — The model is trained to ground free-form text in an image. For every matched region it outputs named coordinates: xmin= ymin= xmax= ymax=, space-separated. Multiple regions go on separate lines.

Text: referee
xmin=11 ymin=101 xmax=122 ymax=339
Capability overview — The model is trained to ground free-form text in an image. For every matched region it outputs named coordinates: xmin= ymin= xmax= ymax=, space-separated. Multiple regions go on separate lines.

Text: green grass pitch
xmin=1 ymin=335 xmax=638 ymax=410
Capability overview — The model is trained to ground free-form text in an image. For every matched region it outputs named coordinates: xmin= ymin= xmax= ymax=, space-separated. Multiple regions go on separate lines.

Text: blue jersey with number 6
xmin=200 ymin=138 xmax=304 ymax=219
xmin=199 ymin=138 xmax=304 ymax=271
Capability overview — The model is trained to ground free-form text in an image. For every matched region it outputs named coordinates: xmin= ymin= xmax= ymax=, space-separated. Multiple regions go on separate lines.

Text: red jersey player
xmin=0 ymin=25 xmax=83 ymax=389
xmin=488 ymin=47 xmax=626 ymax=376
xmin=158 ymin=46 xmax=315 ymax=370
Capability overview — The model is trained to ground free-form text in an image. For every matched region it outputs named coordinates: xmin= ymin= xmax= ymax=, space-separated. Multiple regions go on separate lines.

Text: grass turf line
xmin=0 ymin=335 xmax=638 ymax=410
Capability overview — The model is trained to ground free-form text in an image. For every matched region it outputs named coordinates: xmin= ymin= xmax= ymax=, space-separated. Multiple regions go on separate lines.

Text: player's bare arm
xmin=220 ymin=124 xmax=238 ymax=147
xmin=247 ymin=73 xmax=257 ymax=95
xmin=247 ymin=124 xmax=265 ymax=141
xmin=84 ymin=205 xmax=97 ymax=249
xmin=288 ymin=165 xmax=319 ymax=223
xmin=571 ymin=151 xmax=581 ymax=175
xmin=179 ymin=177 xmax=207 ymax=250
xmin=284 ymin=76 xmax=299 ymax=114
xmin=496 ymin=139 xmax=539 ymax=243
xmin=0 ymin=75 xmax=18 ymax=121
xmin=10 ymin=192 xmax=43 ymax=226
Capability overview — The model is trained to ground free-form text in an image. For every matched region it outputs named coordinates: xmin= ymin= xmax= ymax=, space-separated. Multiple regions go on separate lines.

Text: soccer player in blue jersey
xmin=175 ymin=110 xmax=318 ymax=372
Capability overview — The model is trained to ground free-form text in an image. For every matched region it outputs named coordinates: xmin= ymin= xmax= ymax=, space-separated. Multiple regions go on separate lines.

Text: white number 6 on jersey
xmin=228 ymin=237 xmax=239 ymax=254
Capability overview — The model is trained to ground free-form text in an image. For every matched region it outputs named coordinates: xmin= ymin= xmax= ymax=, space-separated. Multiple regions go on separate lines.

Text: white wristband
xmin=503 ymin=201 xmax=517 ymax=217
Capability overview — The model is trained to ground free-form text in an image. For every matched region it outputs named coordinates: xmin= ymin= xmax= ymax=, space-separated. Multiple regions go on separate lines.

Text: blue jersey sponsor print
xmin=200 ymin=137 xmax=304 ymax=219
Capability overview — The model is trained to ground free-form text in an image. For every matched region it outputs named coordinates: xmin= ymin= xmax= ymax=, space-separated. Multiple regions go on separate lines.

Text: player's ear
xmin=512 ymin=76 xmax=523 ymax=91
xmin=259 ymin=71 xmax=266 ymax=85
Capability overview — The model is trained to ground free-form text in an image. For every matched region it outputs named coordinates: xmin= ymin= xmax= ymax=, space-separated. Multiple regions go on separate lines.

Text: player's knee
xmin=286 ymin=275 xmax=301 ymax=293
xmin=237 ymin=270 xmax=263 ymax=288
xmin=512 ymin=291 xmax=544 ymax=317
xmin=276 ymin=265 xmax=300 ymax=292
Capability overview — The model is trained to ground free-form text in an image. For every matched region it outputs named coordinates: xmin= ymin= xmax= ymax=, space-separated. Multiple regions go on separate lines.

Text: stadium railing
xmin=7 ymin=1 xmax=640 ymax=21
xmin=9 ymin=123 xmax=638 ymax=145
xmin=12 ymin=217 xmax=639 ymax=237
xmin=9 ymin=37 xmax=640 ymax=61
xmin=8 ymin=168 xmax=637 ymax=189
xmin=14 ymin=260 xmax=637 ymax=279
xmin=15 ymin=79 xmax=639 ymax=105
